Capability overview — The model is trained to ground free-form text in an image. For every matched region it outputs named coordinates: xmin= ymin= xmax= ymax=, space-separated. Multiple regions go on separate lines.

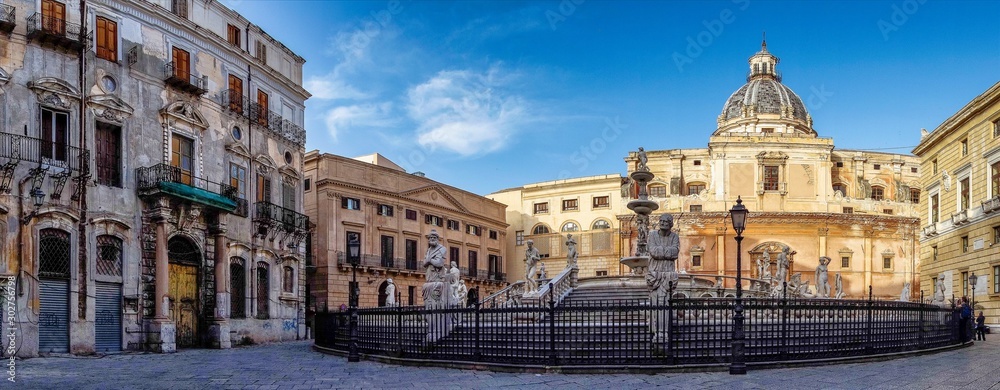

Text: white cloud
xmin=407 ymin=66 xmax=529 ymax=156
xmin=305 ymin=75 xmax=371 ymax=100
xmin=323 ymin=102 xmax=396 ymax=141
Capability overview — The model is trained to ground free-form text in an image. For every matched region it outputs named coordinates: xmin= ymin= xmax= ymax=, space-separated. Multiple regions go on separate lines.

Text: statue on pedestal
xmin=646 ymin=213 xmax=679 ymax=343
xmin=899 ymin=282 xmax=911 ymax=302
xmin=566 ymin=234 xmax=578 ymax=267
xmin=932 ymin=277 xmax=947 ymax=306
xmin=385 ymin=278 xmax=396 ymax=306
xmin=815 ymin=256 xmax=831 ymax=298
xmin=421 ymin=230 xmax=452 ymax=342
xmin=775 ymin=247 xmax=790 ymax=284
xmin=835 ymin=273 xmax=845 ymax=299
xmin=524 ymin=240 xmax=541 ymax=292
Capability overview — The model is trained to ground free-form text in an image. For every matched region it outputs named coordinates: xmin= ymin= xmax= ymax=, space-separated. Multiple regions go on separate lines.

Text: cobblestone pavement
xmin=14 ymin=337 xmax=1000 ymax=389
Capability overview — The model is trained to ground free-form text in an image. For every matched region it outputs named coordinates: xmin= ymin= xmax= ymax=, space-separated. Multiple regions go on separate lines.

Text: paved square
xmin=15 ymin=338 xmax=1000 ymax=389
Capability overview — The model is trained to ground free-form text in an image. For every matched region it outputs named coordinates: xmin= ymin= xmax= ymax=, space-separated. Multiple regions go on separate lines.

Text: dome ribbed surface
xmin=721 ymin=78 xmax=808 ymax=121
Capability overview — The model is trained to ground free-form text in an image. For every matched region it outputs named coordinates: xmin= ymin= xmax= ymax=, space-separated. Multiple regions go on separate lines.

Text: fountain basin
xmin=620 ymin=255 xmax=650 ymax=271
xmin=631 ymin=170 xmax=654 ymax=183
xmin=627 ymin=199 xmax=658 ymax=215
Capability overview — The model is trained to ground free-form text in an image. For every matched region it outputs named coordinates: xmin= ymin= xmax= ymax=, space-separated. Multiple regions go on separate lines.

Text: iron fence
xmin=316 ymin=295 xmax=959 ymax=367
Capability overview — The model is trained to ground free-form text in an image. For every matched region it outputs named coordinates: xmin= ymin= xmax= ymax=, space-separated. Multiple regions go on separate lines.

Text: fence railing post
xmin=548 ymin=281 xmax=557 ymax=367
xmin=781 ymin=281 xmax=788 ymax=360
xmin=396 ymin=292 xmax=403 ymax=358
xmin=865 ymin=285 xmax=873 ymax=355
xmin=918 ymin=290 xmax=924 ymax=349
xmin=475 ymin=286 xmax=482 ymax=362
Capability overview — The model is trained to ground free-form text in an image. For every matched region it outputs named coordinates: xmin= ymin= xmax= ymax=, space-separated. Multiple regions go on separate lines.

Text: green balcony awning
xmin=158 ymin=181 xmax=237 ymax=212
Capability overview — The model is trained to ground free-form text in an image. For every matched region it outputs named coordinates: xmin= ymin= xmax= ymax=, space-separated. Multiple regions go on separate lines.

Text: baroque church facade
xmin=1 ymin=0 xmax=309 ymax=356
xmin=619 ymin=42 xmax=922 ymax=298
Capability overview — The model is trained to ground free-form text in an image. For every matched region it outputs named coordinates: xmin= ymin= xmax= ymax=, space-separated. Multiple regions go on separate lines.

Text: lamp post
xmin=968 ymin=272 xmax=977 ymax=313
xmin=728 ymin=196 xmax=748 ymax=375
xmin=347 ymin=235 xmax=361 ymax=362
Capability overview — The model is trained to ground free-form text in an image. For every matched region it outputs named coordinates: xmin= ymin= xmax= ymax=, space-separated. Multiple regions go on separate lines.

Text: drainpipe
xmin=76 ymin=0 xmax=90 ymax=324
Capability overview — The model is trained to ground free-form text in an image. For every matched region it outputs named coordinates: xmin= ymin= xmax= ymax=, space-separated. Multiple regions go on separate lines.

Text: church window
xmin=871 ymin=186 xmax=884 ymax=201
xmin=532 ymin=225 xmax=550 ymax=235
xmin=763 ymin=166 xmax=779 ymax=191
xmin=648 ymin=184 xmax=666 ymax=198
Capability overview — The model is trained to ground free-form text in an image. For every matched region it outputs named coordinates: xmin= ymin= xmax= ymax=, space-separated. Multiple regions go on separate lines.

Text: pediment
xmin=29 ymin=77 xmax=80 ymax=109
xmin=255 ymin=154 xmax=277 ymax=174
xmin=400 ymin=185 xmax=468 ymax=213
xmin=225 ymin=142 xmax=251 ymax=159
xmin=279 ymin=165 xmax=299 ymax=180
xmin=161 ymin=101 xmax=209 ymax=129
xmin=88 ymin=94 xmax=135 ymax=124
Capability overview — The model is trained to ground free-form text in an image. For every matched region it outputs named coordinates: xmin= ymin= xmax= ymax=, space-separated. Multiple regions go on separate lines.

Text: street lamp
xmin=728 ymin=196 xmax=748 ymax=375
xmin=968 ymin=272 xmax=977 ymax=312
xmin=347 ymin=234 xmax=361 ymax=362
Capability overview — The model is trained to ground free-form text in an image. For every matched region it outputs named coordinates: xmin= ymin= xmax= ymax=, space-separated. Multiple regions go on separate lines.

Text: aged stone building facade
xmin=914 ymin=81 xmax=1000 ymax=320
xmin=0 ymin=0 xmax=309 ymax=356
xmin=488 ymin=174 xmax=624 ymax=282
xmin=620 ymin=43 xmax=922 ymax=299
xmin=304 ymin=152 xmax=508 ymax=311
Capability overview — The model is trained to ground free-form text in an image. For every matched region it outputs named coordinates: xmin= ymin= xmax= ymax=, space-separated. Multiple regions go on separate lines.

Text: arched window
xmin=872 ymin=186 xmax=884 ymax=201
xmin=592 ymin=220 xmax=611 ymax=230
xmin=256 ymin=262 xmax=269 ymax=319
xmin=282 ymin=266 xmax=294 ymax=294
xmin=648 ymin=184 xmax=666 ymax=198
xmin=532 ymin=224 xmax=550 ymax=235
xmin=561 ymin=222 xmax=579 ymax=232
xmin=832 ymin=183 xmax=847 ymax=196
xmin=230 ymin=257 xmax=246 ymax=318
xmin=39 ymin=229 xmax=71 ymax=279
xmin=686 ymin=182 xmax=705 ymax=196
xmin=96 ymin=235 xmax=123 ymax=277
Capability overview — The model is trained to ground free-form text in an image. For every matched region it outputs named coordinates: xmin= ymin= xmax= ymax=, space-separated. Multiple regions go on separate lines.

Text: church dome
xmin=716 ymin=41 xmax=813 ymax=135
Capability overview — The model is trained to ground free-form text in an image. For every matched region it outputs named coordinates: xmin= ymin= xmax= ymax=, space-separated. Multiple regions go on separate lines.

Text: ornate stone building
xmin=488 ymin=174 xmax=624 ymax=281
xmin=913 ymin=81 xmax=1000 ymax=318
xmin=0 ymin=0 xmax=309 ymax=356
xmin=304 ymin=152 xmax=508 ymax=311
xmin=621 ymin=42 xmax=922 ymax=298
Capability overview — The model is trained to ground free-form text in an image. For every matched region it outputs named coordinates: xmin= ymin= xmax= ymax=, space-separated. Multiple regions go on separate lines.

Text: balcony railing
xmin=233 ymin=198 xmax=249 ymax=218
xmin=951 ymin=210 xmax=969 ymax=226
xmin=983 ymin=196 xmax=1000 ymax=214
xmin=254 ymin=200 xmax=309 ymax=235
xmin=0 ymin=132 xmax=82 ymax=172
xmin=757 ymin=181 xmax=788 ymax=195
xmin=0 ymin=4 xmax=15 ymax=34
xmin=26 ymin=13 xmax=90 ymax=51
xmin=219 ymin=89 xmax=306 ymax=147
xmin=136 ymin=163 xmax=238 ymax=212
xmin=163 ymin=62 xmax=207 ymax=95
xmin=923 ymin=224 xmax=938 ymax=237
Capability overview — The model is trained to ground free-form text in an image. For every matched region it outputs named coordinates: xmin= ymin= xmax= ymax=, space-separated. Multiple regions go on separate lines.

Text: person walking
xmin=976 ymin=311 xmax=987 ymax=341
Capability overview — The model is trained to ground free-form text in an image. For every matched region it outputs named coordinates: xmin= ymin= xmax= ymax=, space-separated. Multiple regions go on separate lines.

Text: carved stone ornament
xmin=161 ymin=101 xmax=209 ymax=129
xmin=88 ymin=94 xmax=135 ymax=124
xmin=29 ymin=77 xmax=80 ymax=109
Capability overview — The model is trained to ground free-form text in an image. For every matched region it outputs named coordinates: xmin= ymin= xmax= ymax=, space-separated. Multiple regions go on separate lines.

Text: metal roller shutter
xmin=39 ymin=279 xmax=69 ymax=353
xmin=95 ymin=282 xmax=122 ymax=352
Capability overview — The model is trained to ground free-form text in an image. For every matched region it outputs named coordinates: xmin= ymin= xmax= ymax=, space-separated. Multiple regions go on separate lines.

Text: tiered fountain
xmin=620 ymin=147 xmax=656 ymax=274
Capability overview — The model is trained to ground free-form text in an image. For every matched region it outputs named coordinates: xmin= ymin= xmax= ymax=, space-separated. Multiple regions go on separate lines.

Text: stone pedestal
xmin=208 ymin=321 xmax=232 ymax=349
xmin=148 ymin=320 xmax=176 ymax=353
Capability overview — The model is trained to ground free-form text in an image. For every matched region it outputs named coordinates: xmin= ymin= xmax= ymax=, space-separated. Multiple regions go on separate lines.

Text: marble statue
xmin=899 ymin=282 xmax=911 ymax=302
xmin=637 ymin=147 xmax=648 ymax=171
xmin=775 ymin=247 xmax=790 ymax=284
xmin=835 ymin=273 xmax=845 ymax=299
xmin=524 ymin=239 xmax=541 ymax=292
xmin=447 ymin=261 xmax=460 ymax=286
xmin=421 ymin=230 xmax=453 ymax=342
xmin=566 ymin=234 xmax=578 ymax=267
xmin=538 ymin=262 xmax=547 ymax=279
xmin=385 ymin=278 xmax=396 ymax=306
xmin=646 ymin=213 xmax=680 ymax=302
xmin=646 ymin=213 xmax=679 ymax=343
xmin=815 ymin=256 xmax=831 ymax=298
xmin=932 ymin=278 xmax=947 ymax=306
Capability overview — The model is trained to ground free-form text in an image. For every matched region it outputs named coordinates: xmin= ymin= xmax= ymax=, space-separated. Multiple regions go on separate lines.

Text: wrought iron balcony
xmin=163 ymin=62 xmax=207 ymax=95
xmin=253 ymin=201 xmax=309 ymax=239
xmin=136 ymin=163 xmax=238 ymax=212
xmin=233 ymin=198 xmax=249 ymax=218
xmin=0 ymin=4 xmax=15 ymax=34
xmin=0 ymin=131 xmax=82 ymax=172
xmin=26 ymin=13 xmax=90 ymax=51
xmin=219 ymin=89 xmax=306 ymax=147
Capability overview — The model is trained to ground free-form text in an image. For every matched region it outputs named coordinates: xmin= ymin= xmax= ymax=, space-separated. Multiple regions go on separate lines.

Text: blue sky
xmin=226 ymin=0 xmax=1000 ymax=196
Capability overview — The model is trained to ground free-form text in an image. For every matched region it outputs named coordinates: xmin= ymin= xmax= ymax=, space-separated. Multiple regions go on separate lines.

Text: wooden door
xmin=172 ymin=47 xmax=190 ymax=81
xmin=41 ymin=0 xmax=66 ymax=35
xmin=170 ymin=134 xmax=193 ymax=185
xmin=168 ymin=263 xmax=199 ymax=348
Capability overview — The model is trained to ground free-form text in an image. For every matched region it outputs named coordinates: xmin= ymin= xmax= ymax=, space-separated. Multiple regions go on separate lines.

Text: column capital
xmin=210 ymin=222 xmax=228 ymax=235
